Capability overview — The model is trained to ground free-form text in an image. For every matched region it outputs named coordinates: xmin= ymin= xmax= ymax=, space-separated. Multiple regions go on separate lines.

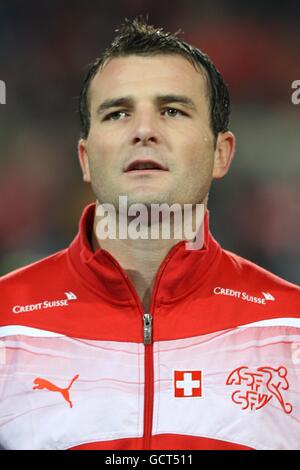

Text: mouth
xmin=124 ymin=159 xmax=168 ymax=173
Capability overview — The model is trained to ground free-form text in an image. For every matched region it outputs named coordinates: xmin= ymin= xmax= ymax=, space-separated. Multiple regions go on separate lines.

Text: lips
xmin=124 ymin=159 xmax=168 ymax=172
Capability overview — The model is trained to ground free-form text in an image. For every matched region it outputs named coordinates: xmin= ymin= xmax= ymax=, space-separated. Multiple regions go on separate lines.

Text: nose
xmin=130 ymin=106 xmax=161 ymax=145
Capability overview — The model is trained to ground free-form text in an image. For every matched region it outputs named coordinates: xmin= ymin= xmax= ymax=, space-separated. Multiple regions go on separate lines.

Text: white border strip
xmin=238 ymin=317 xmax=300 ymax=328
xmin=1 ymin=318 xmax=300 ymax=339
xmin=0 ymin=325 xmax=65 ymax=338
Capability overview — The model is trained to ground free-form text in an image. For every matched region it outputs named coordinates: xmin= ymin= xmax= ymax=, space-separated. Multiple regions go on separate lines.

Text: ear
xmin=212 ymin=131 xmax=236 ymax=179
xmin=78 ymin=139 xmax=91 ymax=182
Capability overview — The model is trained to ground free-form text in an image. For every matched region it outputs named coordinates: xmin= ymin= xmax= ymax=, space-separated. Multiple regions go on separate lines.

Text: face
xmin=78 ymin=54 xmax=235 ymax=209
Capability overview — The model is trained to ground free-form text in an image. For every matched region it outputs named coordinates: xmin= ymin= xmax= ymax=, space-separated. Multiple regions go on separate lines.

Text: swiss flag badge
xmin=174 ymin=370 xmax=202 ymax=398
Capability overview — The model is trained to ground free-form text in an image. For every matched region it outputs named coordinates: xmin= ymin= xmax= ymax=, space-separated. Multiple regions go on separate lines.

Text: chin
xmin=124 ymin=192 xmax=163 ymax=205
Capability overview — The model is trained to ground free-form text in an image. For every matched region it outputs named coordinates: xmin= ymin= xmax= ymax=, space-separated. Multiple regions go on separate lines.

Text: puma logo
xmin=33 ymin=374 xmax=79 ymax=408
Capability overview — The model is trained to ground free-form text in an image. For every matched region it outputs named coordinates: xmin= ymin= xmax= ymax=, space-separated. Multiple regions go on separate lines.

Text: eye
xmin=104 ymin=110 xmax=129 ymax=121
xmin=163 ymin=107 xmax=185 ymax=118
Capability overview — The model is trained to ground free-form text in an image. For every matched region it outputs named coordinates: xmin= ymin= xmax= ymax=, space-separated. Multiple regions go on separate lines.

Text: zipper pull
xmin=143 ymin=313 xmax=152 ymax=345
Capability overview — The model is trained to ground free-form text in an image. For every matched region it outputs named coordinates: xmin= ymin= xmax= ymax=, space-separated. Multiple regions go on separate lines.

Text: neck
xmin=91 ymin=200 xmax=206 ymax=311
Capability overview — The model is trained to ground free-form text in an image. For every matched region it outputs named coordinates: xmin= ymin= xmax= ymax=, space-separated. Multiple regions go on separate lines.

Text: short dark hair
xmin=78 ymin=17 xmax=231 ymax=140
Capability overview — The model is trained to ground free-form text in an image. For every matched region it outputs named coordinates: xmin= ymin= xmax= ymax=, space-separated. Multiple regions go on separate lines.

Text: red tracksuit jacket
xmin=0 ymin=203 xmax=300 ymax=450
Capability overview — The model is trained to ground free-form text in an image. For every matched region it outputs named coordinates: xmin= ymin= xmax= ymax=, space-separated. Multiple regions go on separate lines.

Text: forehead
xmin=89 ymin=54 xmax=208 ymax=107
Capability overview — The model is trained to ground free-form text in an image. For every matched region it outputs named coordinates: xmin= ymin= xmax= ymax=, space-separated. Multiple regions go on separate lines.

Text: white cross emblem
xmin=174 ymin=370 xmax=202 ymax=397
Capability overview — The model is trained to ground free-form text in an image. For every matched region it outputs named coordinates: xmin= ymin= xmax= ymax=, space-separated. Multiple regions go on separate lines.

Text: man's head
xmin=78 ymin=18 xmax=235 ymax=209
xmin=79 ymin=18 xmax=231 ymax=141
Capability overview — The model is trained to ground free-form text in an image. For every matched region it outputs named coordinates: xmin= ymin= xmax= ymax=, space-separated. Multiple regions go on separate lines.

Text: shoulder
xmin=219 ymin=247 xmax=300 ymax=305
xmin=1 ymin=249 xmax=69 ymax=285
xmin=0 ymin=249 xmax=72 ymax=308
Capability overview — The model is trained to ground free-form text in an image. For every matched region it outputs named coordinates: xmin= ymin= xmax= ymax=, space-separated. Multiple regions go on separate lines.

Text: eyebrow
xmin=96 ymin=94 xmax=197 ymax=116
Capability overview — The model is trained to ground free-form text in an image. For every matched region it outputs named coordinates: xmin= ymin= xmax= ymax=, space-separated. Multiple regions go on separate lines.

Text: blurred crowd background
xmin=0 ymin=0 xmax=299 ymax=284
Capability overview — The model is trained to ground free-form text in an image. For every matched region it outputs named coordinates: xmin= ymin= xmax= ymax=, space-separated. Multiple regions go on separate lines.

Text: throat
xmin=125 ymin=269 xmax=154 ymax=313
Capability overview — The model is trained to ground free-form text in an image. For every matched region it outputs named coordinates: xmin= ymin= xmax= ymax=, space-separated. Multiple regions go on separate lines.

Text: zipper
xmin=143 ymin=313 xmax=152 ymax=344
xmin=143 ymin=312 xmax=154 ymax=450
xmin=141 ymin=251 xmax=181 ymax=449
xmin=100 ymin=247 xmax=184 ymax=450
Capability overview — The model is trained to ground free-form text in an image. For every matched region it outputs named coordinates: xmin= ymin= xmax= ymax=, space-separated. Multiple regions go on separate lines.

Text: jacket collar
xmin=68 ymin=203 xmax=222 ymax=305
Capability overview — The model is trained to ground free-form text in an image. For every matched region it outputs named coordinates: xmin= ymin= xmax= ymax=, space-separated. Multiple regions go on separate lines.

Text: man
xmin=0 ymin=18 xmax=299 ymax=450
